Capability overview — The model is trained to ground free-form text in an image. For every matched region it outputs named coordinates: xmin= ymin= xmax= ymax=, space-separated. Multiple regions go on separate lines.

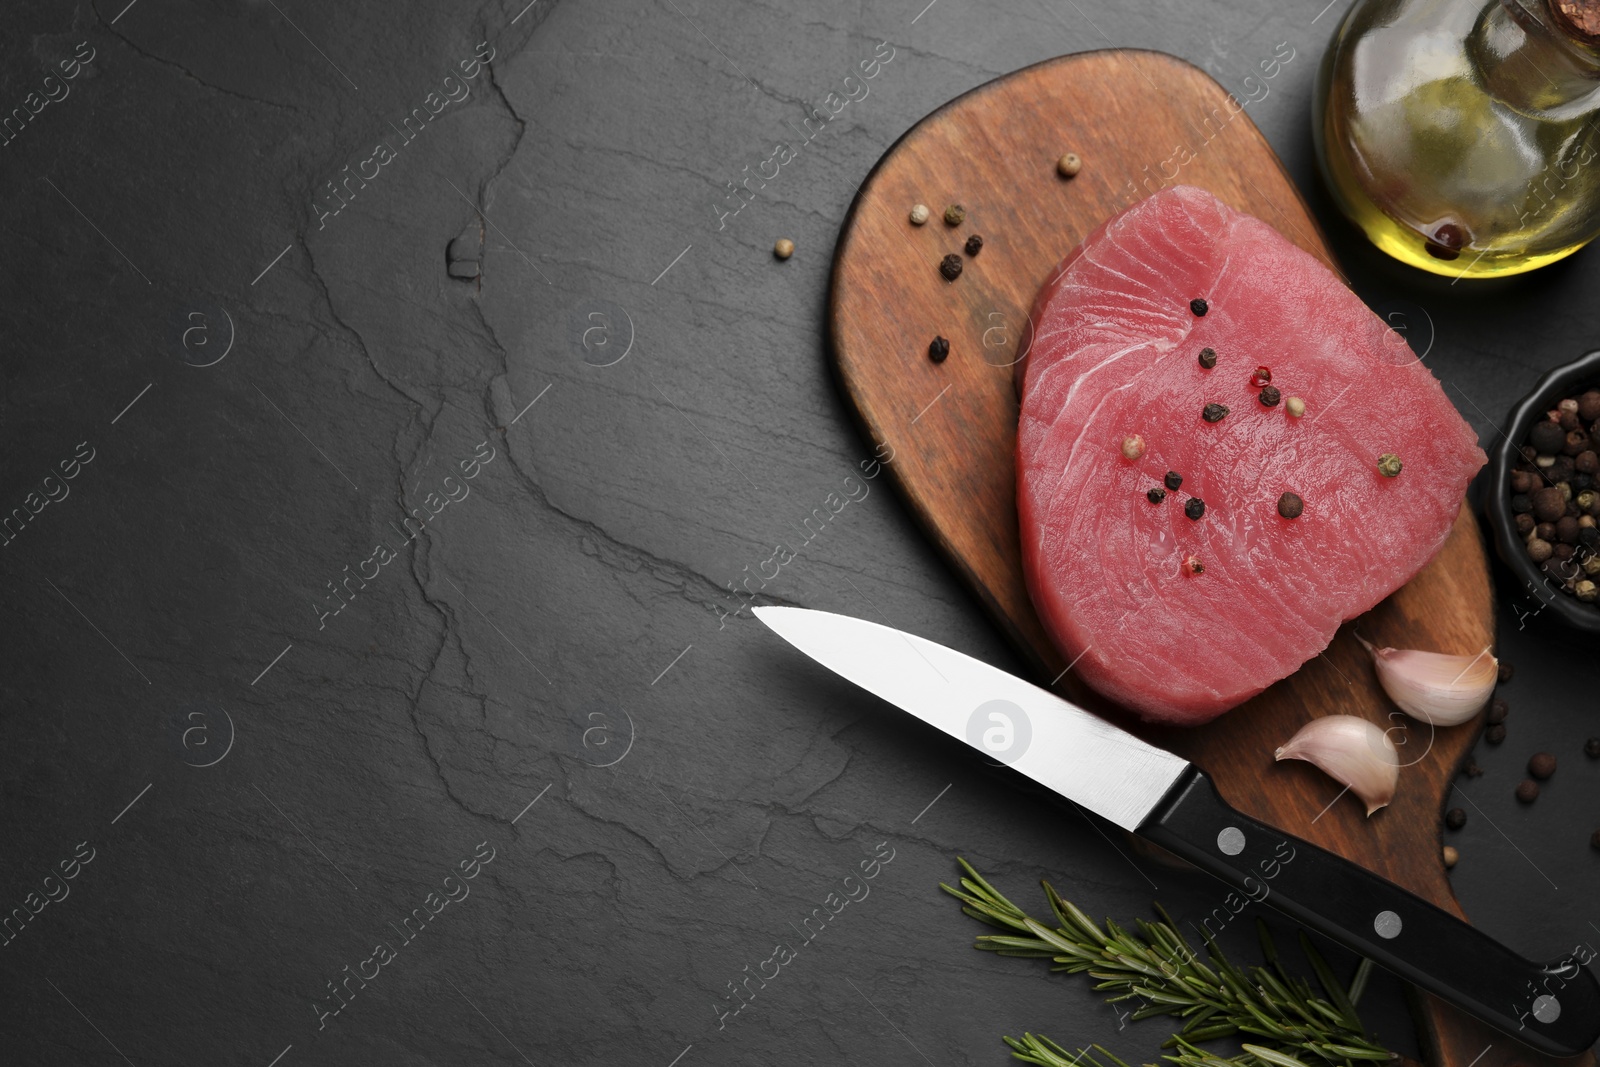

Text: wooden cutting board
xmin=828 ymin=50 xmax=1583 ymax=1067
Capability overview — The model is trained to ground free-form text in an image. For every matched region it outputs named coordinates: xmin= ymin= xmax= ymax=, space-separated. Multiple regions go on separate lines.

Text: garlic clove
xmin=1355 ymin=636 xmax=1496 ymax=726
xmin=1275 ymin=715 xmax=1399 ymax=816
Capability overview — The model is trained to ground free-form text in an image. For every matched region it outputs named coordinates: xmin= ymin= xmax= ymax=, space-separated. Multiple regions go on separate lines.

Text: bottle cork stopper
xmin=1551 ymin=0 xmax=1600 ymax=41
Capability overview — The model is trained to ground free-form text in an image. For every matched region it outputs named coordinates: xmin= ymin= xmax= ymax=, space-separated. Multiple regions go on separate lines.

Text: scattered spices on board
xmin=1516 ymin=778 xmax=1540 ymax=803
xmin=1529 ymin=751 xmax=1557 ymax=779
xmin=1277 ymin=492 xmax=1303 ymax=519
xmin=1197 ymin=346 xmax=1217 ymax=369
xmin=1184 ymin=554 xmax=1204 ymax=574
xmin=1056 ymin=152 xmax=1081 ymax=178
xmin=1121 ymin=434 xmax=1145 ymax=460
xmin=964 ymin=234 xmax=983 ymax=256
xmin=1259 ymin=385 xmax=1282 ymax=407
xmin=1184 ymin=497 xmax=1206 ymax=520
xmin=1487 ymin=697 xmax=1508 ymax=724
xmin=909 ymin=203 xmax=930 ymax=226
xmin=1586 ymin=736 xmax=1600 ymax=758
xmin=773 ymin=238 xmax=795 ymax=260
xmin=928 ymin=336 xmax=950 ymax=363
xmin=1487 ymin=722 xmax=1507 ymax=745
xmin=1252 ymin=366 xmax=1272 ymax=387
xmin=939 ymin=253 xmax=963 ymax=281
xmin=1147 ymin=487 xmax=1167 ymax=504
xmin=943 ymin=203 xmax=966 ymax=226
xmin=1378 ymin=453 xmax=1404 ymax=477
xmin=1189 ymin=297 xmax=1209 ymax=316
xmin=1202 ymin=403 xmax=1229 ymax=423
xmin=1442 ymin=845 xmax=1459 ymax=868
xmin=1164 ymin=471 xmax=1183 ymax=490
xmin=1446 ymin=807 xmax=1466 ymax=829
xmin=1462 ymin=758 xmax=1484 ymax=777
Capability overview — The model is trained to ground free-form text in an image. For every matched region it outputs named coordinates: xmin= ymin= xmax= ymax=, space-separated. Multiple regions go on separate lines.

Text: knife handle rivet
xmin=1216 ymin=827 xmax=1246 ymax=855
xmin=1373 ymin=910 xmax=1403 ymax=939
xmin=1533 ymin=994 xmax=1561 ymax=1023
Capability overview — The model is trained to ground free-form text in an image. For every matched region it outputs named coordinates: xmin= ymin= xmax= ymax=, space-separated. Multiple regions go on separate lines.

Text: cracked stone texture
xmin=1 ymin=0 xmax=1597 ymax=1063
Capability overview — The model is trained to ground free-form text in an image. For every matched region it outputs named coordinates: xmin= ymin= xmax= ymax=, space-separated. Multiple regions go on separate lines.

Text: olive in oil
xmin=1315 ymin=0 xmax=1600 ymax=278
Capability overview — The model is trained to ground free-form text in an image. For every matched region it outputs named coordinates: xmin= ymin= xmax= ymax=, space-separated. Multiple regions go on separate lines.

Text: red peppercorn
xmin=1252 ymin=366 xmax=1272 ymax=387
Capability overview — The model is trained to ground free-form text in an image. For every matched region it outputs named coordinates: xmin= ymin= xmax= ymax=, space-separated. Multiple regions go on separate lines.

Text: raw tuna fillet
xmin=1017 ymin=185 xmax=1485 ymax=725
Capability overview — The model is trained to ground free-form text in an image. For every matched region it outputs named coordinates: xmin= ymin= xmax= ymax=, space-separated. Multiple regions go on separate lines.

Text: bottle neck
xmin=1470 ymin=0 xmax=1600 ymax=115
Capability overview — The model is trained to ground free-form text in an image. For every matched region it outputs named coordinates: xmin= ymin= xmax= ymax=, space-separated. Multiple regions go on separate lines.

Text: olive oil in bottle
xmin=1315 ymin=0 xmax=1600 ymax=278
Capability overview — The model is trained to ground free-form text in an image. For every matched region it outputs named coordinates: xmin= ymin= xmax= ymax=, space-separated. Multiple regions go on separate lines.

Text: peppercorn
xmin=1121 ymin=434 xmax=1145 ymax=460
xmin=1536 ymin=521 xmax=1557 ymax=541
xmin=1259 ymin=386 xmax=1281 ymax=407
xmin=1376 ymin=453 xmax=1402 ymax=478
xmin=928 ymin=335 xmax=950 ymax=363
xmin=774 ymin=238 xmax=795 ymax=260
xmin=1527 ymin=538 xmax=1554 ymax=563
xmin=1515 ymin=778 xmax=1540 ymax=803
xmin=1580 ymin=390 xmax=1600 ymax=421
xmin=1285 ymin=396 xmax=1305 ymax=418
xmin=1277 ymin=492 xmax=1303 ymax=519
xmin=1585 ymin=737 xmax=1600 ymax=758
xmin=1557 ymin=516 xmax=1581 ymax=543
xmin=1568 ymin=430 xmax=1593 ymax=456
xmin=943 ymin=204 xmax=966 ymax=226
xmin=1554 ymin=543 xmax=1576 ymax=561
xmin=1147 ymin=487 xmax=1167 ymax=504
xmin=1577 ymin=579 xmax=1599 ymax=602
xmin=1498 ymin=661 xmax=1513 ymax=683
xmin=1561 ymin=410 xmax=1582 ymax=432
xmin=1056 ymin=152 xmax=1082 ymax=178
xmin=1561 ymin=398 xmax=1581 ymax=415
xmin=959 ymin=234 xmax=983 ymax=257
xmin=1462 ymin=758 xmax=1484 ymax=777
xmin=1184 ymin=497 xmax=1206 ymax=520
xmin=1442 ymin=845 xmax=1459 ymax=868
xmin=1445 ymin=807 xmax=1466 ymax=830
xmin=1511 ymin=493 xmax=1533 ymax=514
xmin=1202 ymin=403 xmax=1229 ymax=423
xmin=1486 ymin=722 xmax=1507 ymax=745
xmin=1515 ymin=513 xmax=1536 ymax=536
xmin=1528 ymin=752 xmax=1557 ymax=779
xmin=1580 ymin=451 xmax=1600 ymax=474
xmin=1550 ymin=455 xmax=1577 ymax=482
xmin=1533 ymin=486 xmax=1567 ymax=521
xmin=939 ymin=253 xmax=963 ymax=280
xmin=1592 ymin=829 xmax=1600 ymax=852
xmin=1189 ymin=298 xmax=1208 ymax=316
xmin=1487 ymin=698 xmax=1508 ymax=724
xmin=909 ymin=203 xmax=930 ymax=226
xmin=1184 ymin=554 xmax=1204 ymax=575
xmin=1510 ymin=470 xmax=1534 ymax=493
xmin=1252 ymin=366 xmax=1272 ymax=387
xmin=1197 ymin=347 xmax=1217 ymax=369
xmin=1164 ymin=471 xmax=1182 ymax=491
xmin=1531 ymin=420 xmax=1566 ymax=454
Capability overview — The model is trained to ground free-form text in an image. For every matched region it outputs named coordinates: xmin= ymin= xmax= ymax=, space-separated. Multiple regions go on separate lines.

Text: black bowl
xmin=1485 ymin=347 xmax=1600 ymax=639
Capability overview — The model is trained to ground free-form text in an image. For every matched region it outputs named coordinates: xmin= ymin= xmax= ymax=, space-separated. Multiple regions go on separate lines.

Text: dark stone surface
xmin=1 ymin=0 xmax=1595 ymax=1064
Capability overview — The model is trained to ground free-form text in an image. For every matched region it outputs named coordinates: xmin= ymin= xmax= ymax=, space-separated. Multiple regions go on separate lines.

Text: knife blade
xmin=753 ymin=605 xmax=1600 ymax=1057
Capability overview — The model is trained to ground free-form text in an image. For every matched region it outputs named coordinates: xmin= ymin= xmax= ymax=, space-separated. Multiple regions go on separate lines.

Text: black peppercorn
xmin=1487 ymin=698 xmax=1508 ymax=724
xmin=1497 ymin=661 xmax=1514 ymax=684
xmin=1189 ymin=298 xmax=1208 ymax=316
xmin=938 ymin=254 xmax=963 ymax=281
xmin=1277 ymin=492 xmax=1303 ymax=519
xmin=1515 ymin=778 xmax=1540 ymax=803
xmin=1198 ymin=347 xmax=1217 ymax=369
xmin=1530 ymin=420 xmax=1566 ymax=454
xmin=1445 ymin=807 xmax=1466 ymax=830
xmin=928 ymin=336 xmax=950 ymax=363
xmin=1486 ymin=722 xmax=1507 ymax=745
xmin=1202 ymin=403 xmax=1229 ymax=423
xmin=1585 ymin=737 xmax=1600 ymax=759
xmin=1462 ymin=758 xmax=1484 ymax=778
xmin=1164 ymin=471 xmax=1183 ymax=491
xmin=1528 ymin=752 xmax=1557 ymax=779
xmin=1259 ymin=385 xmax=1281 ymax=407
xmin=1147 ymin=487 xmax=1166 ymax=504
xmin=1184 ymin=497 xmax=1206 ymax=520
xmin=1592 ymin=829 xmax=1600 ymax=852
xmin=1511 ymin=494 xmax=1533 ymax=514
xmin=964 ymin=234 xmax=983 ymax=256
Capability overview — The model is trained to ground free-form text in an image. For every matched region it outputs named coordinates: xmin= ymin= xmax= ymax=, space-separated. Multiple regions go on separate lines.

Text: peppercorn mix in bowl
xmin=1487 ymin=347 xmax=1600 ymax=637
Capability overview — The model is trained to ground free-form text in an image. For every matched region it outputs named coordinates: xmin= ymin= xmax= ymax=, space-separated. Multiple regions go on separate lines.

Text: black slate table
xmin=3 ymin=1 xmax=1596 ymax=1064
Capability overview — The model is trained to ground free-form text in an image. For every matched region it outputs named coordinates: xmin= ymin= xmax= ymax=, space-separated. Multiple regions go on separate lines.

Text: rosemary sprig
xmin=940 ymin=859 xmax=1395 ymax=1067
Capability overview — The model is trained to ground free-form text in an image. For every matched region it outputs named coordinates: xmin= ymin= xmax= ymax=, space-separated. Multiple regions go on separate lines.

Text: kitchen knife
xmin=753 ymin=605 xmax=1600 ymax=1057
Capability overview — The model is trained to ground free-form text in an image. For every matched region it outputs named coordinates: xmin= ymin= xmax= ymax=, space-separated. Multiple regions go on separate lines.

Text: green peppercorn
xmin=943 ymin=204 xmax=966 ymax=226
xmin=1377 ymin=453 xmax=1403 ymax=478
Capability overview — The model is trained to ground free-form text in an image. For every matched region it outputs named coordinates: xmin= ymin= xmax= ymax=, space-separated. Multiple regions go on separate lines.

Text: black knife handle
xmin=1138 ymin=768 xmax=1600 ymax=1057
